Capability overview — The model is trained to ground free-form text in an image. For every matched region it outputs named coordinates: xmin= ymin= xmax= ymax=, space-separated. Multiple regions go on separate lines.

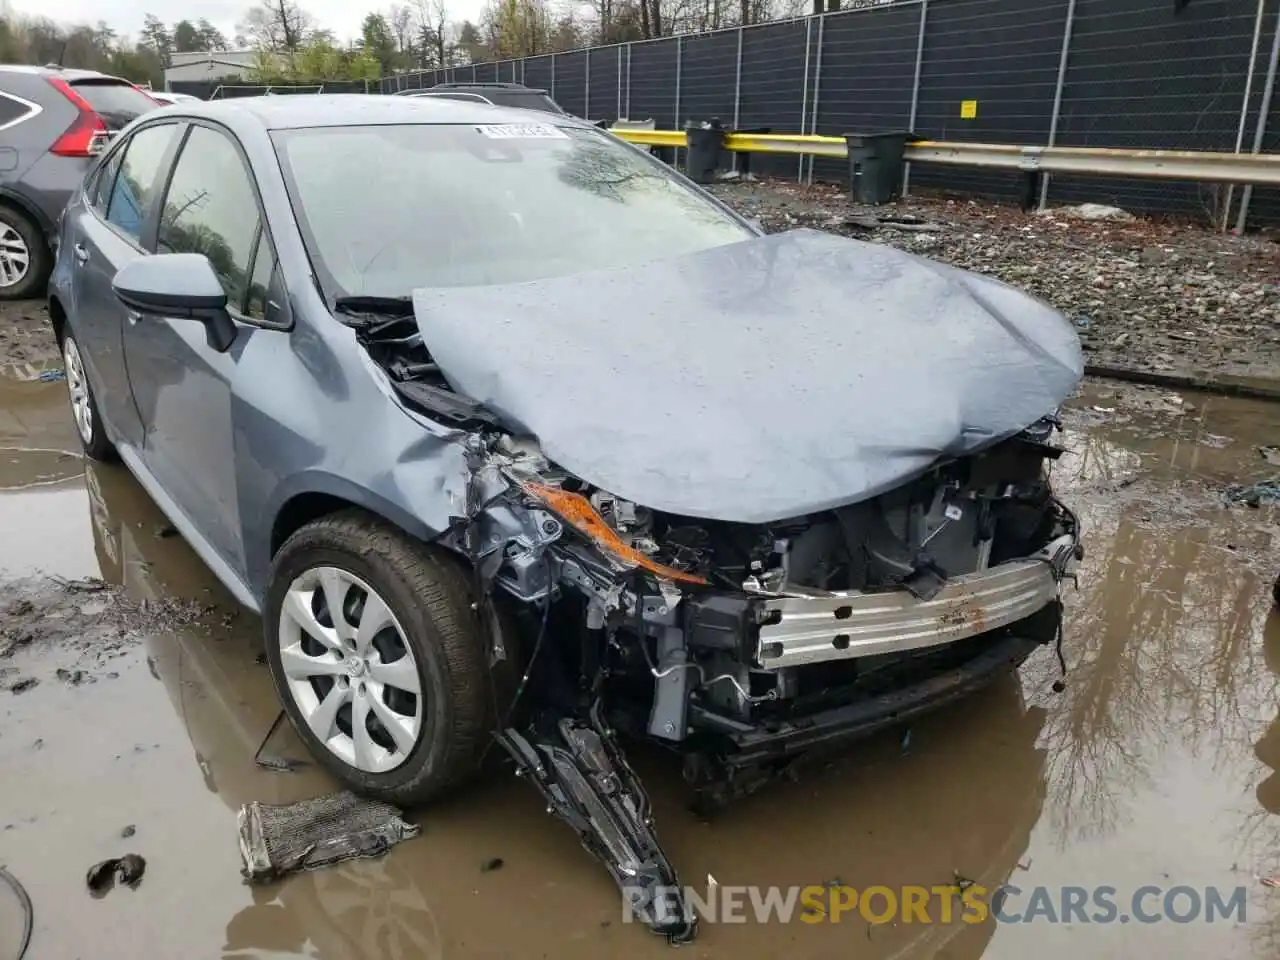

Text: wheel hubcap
xmin=0 ymin=224 xmax=28 ymax=288
xmin=63 ymin=336 xmax=94 ymax=446
xmin=278 ymin=566 xmax=423 ymax=773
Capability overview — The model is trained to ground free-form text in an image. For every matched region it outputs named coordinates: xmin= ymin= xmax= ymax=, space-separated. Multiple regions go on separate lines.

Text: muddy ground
xmin=709 ymin=181 xmax=1280 ymax=390
xmin=2 ymin=361 xmax=1280 ymax=957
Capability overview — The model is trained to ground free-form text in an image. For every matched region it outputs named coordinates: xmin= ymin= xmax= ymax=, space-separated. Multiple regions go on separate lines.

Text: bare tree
xmin=238 ymin=0 xmax=314 ymax=53
xmin=414 ymin=0 xmax=451 ymax=68
xmin=388 ymin=4 xmax=414 ymax=58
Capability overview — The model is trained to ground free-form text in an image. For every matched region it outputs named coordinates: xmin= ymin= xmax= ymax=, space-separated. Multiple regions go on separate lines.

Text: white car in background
xmin=148 ymin=91 xmax=201 ymax=105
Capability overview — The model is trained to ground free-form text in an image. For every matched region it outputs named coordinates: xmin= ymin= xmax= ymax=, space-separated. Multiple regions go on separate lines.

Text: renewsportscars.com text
xmin=621 ymin=883 xmax=1249 ymax=926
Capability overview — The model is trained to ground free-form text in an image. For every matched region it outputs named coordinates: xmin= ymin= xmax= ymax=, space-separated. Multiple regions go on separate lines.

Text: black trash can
xmin=844 ymin=131 xmax=908 ymax=204
xmin=684 ymin=120 xmax=726 ymax=184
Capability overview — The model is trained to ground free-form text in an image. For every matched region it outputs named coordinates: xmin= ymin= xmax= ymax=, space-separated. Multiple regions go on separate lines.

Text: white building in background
xmin=163 ymin=50 xmax=263 ymax=90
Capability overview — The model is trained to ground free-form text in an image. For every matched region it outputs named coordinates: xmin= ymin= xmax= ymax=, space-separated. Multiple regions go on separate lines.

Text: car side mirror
xmin=112 ymin=253 xmax=237 ymax=353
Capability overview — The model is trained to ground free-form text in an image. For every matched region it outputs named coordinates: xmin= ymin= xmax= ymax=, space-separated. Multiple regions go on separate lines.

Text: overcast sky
xmin=7 ymin=0 xmax=489 ymax=45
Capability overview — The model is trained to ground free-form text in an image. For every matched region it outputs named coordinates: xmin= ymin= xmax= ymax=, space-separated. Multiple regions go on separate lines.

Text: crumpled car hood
xmin=412 ymin=228 xmax=1082 ymax=524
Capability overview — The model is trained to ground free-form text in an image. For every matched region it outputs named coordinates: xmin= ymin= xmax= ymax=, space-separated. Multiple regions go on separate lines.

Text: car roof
xmin=0 ymin=64 xmax=124 ymax=82
xmin=162 ymin=93 xmax=585 ymax=131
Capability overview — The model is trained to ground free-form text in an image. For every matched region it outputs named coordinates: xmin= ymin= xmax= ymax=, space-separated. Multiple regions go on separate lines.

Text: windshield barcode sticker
xmin=475 ymin=123 xmax=568 ymax=140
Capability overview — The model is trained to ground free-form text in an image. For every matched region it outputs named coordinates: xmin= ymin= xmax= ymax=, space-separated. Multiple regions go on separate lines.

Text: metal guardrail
xmin=609 ymin=128 xmax=1280 ymax=187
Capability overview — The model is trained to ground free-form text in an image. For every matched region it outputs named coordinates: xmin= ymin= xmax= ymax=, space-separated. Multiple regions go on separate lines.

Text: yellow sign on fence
xmin=960 ymin=99 xmax=978 ymax=119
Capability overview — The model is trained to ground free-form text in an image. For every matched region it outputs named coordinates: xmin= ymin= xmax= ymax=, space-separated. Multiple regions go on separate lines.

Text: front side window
xmin=158 ymin=125 xmax=262 ymax=308
xmin=271 ymin=122 xmax=752 ymax=299
xmin=104 ymin=123 xmax=179 ymax=241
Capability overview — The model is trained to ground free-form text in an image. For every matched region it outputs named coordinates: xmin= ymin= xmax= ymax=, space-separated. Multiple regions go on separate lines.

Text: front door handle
xmin=126 ymin=310 xmax=141 ymax=325
xmin=73 ymin=243 xmax=89 ymax=265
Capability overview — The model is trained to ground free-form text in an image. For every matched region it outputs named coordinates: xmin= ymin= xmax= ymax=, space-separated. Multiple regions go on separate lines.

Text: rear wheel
xmin=0 ymin=206 xmax=49 ymax=301
xmin=264 ymin=510 xmax=495 ymax=805
xmin=63 ymin=331 xmax=118 ymax=462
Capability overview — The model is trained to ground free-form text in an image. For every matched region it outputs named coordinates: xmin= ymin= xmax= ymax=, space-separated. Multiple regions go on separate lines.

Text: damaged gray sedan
xmin=48 ymin=95 xmax=1083 ymax=942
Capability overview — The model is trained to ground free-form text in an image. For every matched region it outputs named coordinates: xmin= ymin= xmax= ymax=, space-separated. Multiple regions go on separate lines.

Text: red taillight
xmin=45 ymin=77 xmax=110 ymax=158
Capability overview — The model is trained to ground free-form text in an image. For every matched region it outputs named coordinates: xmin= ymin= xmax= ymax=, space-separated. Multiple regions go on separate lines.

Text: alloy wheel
xmin=0 ymin=224 xmax=29 ymax=288
xmin=278 ymin=566 xmax=424 ymax=773
xmin=63 ymin=336 xmax=94 ymax=446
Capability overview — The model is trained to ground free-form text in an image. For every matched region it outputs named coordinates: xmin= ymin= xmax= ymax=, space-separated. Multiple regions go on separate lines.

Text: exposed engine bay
xmin=350 ymin=304 xmax=1082 ymax=943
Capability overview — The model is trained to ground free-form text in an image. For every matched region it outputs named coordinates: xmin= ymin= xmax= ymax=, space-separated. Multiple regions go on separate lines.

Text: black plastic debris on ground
xmin=237 ymin=791 xmax=419 ymax=884
xmin=85 ymin=854 xmax=146 ymax=897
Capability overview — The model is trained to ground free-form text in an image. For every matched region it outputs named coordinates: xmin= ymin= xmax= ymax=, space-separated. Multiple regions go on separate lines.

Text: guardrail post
xmin=616 ymin=45 xmax=623 ymax=121
xmin=798 ymin=16 xmax=813 ymax=183
xmin=1236 ymin=0 xmax=1280 ymax=233
xmin=903 ymin=0 xmax=927 ymax=196
xmin=1039 ymin=0 xmax=1078 ymax=210
xmin=585 ymin=48 xmax=592 ymax=122
xmin=807 ymin=13 xmax=826 ymax=184
xmin=551 ymin=52 xmax=556 ymax=101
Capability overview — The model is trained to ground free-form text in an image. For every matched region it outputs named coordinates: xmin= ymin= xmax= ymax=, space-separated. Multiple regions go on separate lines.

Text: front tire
xmin=265 ymin=510 xmax=493 ymax=806
xmin=62 ymin=330 xmax=117 ymax=462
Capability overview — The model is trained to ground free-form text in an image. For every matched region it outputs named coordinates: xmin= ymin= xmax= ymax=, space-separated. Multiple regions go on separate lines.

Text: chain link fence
xmin=380 ymin=0 xmax=1280 ymax=227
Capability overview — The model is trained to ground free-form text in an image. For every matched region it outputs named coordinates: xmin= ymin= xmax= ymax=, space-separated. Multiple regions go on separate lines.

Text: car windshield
xmin=270 ymin=122 xmax=753 ymax=298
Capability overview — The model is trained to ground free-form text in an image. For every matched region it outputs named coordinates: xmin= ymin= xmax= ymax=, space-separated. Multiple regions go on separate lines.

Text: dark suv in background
xmin=0 ymin=65 xmax=158 ymax=299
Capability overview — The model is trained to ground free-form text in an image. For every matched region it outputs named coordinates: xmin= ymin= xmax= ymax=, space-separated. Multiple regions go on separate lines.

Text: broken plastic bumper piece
xmin=496 ymin=710 xmax=697 ymax=943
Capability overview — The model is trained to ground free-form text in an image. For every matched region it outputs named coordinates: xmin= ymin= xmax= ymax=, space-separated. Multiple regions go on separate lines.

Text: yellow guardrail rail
xmin=608 ymin=127 xmax=1280 ymax=186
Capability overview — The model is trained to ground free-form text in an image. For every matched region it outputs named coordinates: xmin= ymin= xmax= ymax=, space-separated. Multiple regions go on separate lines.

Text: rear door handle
xmin=126 ymin=310 xmax=141 ymax=325
xmin=73 ymin=243 xmax=89 ymax=265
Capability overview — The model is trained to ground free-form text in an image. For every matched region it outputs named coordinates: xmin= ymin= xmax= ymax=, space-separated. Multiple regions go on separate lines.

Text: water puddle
xmin=0 ymin=375 xmax=1277 ymax=958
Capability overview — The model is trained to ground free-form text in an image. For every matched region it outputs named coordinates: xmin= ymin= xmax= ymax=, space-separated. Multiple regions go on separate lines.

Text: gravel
xmin=709 ymin=180 xmax=1280 ymax=388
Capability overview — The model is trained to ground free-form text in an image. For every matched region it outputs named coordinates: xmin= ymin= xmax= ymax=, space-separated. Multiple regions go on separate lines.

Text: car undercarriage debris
xmin=237 ymin=792 xmax=420 ymax=883
xmin=495 ymin=701 xmax=697 ymax=943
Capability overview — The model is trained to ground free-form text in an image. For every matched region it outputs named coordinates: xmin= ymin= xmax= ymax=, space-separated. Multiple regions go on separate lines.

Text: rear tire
xmin=0 ymin=205 xmax=50 ymax=301
xmin=265 ymin=510 xmax=495 ymax=806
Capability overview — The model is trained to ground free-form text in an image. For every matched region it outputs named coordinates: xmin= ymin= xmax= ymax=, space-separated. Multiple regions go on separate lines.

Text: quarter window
xmin=245 ymin=229 xmax=275 ymax=321
xmin=0 ymin=93 xmax=33 ymax=128
xmin=158 ymin=125 xmax=262 ymax=310
xmin=104 ymin=123 xmax=179 ymax=242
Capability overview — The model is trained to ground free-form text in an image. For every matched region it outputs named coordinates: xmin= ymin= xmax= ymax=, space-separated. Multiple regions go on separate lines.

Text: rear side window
xmin=105 ymin=123 xmax=179 ymax=242
xmin=0 ymin=92 xmax=36 ymax=129
xmin=89 ymin=150 xmax=124 ymax=215
xmin=70 ymin=80 xmax=158 ymax=130
xmin=158 ymin=125 xmax=262 ymax=309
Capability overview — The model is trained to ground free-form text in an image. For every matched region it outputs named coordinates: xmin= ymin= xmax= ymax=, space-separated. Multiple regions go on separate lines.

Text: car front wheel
xmin=264 ymin=510 xmax=495 ymax=806
xmin=63 ymin=331 xmax=117 ymax=462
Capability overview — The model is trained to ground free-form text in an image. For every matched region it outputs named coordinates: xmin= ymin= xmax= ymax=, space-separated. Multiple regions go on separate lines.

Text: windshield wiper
xmin=333 ymin=295 xmax=415 ymax=325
